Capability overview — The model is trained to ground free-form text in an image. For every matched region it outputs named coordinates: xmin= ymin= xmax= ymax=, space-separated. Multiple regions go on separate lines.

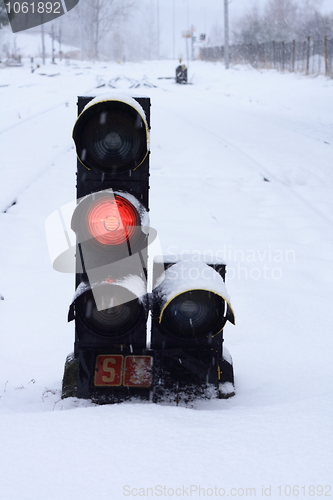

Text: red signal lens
xmin=104 ymin=215 xmax=120 ymax=232
xmin=86 ymin=195 xmax=139 ymax=246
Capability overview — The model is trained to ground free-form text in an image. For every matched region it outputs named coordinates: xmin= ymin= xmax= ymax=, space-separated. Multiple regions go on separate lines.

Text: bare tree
xmin=234 ymin=4 xmax=268 ymax=44
xmin=296 ymin=0 xmax=333 ymax=39
xmin=140 ymin=0 xmax=158 ymax=60
xmin=0 ymin=3 xmax=9 ymax=28
xmin=80 ymin=0 xmax=135 ymax=60
xmin=113 ymin=0 xmax=159 ymax=61
xmin=262 ymin=0 xmax=299 ymax=41
xmin=110 ymin=29 xmax=124 ymax=61
xmin=234 ymin=0 xmax=332 ymax=46
xmin=210 ymin=22 xmax=224 ymax=47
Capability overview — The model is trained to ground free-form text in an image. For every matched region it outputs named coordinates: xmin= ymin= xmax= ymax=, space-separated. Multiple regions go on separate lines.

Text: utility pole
xmin=173 ymin=0 xmax=175 ymax=60
xmin=157 ymin=0 xmax=160 ymax=59
xmin=59 ymin=26 xmax=62 ymax=61
xmin=191 ymin=25 xmax=195 ymax=60
xmin=224 ymin=0 xmax=229 ymax=69
xmin=51 ymin=24 xmax=55 ymax=64
xmin=41 ymin=20 xmax=45 ymax=65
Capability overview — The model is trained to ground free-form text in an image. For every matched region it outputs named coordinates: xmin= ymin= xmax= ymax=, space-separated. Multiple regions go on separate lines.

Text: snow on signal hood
xmin=79 ymin=92 xmax=150 ymax=152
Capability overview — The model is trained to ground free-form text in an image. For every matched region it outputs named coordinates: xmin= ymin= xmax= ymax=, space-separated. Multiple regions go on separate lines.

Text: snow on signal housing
xmin=72 ymin=94 xmax=150 ymax=174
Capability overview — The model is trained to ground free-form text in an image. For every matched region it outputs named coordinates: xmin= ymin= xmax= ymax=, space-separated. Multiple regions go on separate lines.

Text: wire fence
xmin=200 ymin=37 xmax=333 ymax=77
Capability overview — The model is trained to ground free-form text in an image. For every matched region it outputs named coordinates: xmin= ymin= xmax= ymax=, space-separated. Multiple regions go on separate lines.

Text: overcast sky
xmin=156 ymin=0 xmax=333 ymax=59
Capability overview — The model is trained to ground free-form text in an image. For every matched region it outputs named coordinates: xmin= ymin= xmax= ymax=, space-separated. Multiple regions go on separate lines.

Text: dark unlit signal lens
xmin=77 ymin=284 xmax=144 ymax=337
xmin=161 ymin=290 xmax=226 ymax=340
xmin=73 ymin=101 xmax=148 ymax=173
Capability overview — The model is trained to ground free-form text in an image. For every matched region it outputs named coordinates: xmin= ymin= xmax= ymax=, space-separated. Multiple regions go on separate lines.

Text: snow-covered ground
xmin=0 ymin=27 xmax=80 ymax=61
xmin=1 ymin=42 xmax=333 ymax=499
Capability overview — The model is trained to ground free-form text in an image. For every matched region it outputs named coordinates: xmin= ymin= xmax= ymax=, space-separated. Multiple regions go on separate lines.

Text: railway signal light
xmin=55 ymin=94 xmax=237 ymax=404
xmin=63 ymin=94 xmax=152 ymax=403
xmin=151 ymin=256 xmax=235 ymax=402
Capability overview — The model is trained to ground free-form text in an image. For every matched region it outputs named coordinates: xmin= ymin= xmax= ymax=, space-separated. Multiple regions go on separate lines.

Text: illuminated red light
xmin=104 ymin=215 xmax=120 ymax=232
xmin=86 ymin=195 xmax=139 ymax=246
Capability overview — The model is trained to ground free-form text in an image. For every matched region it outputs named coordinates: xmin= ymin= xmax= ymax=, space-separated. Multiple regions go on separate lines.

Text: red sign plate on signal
xmin=123 ymin=356 xmax=153 ymax=388
xmin=94 ymin=355 xmax=123 ymax=386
